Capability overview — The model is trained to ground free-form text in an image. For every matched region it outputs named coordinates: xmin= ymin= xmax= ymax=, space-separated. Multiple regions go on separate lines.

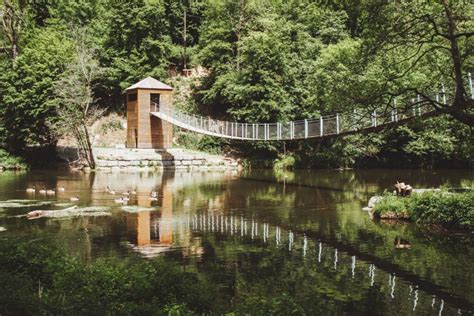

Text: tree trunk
xmin=442 ymin=0 xmax=467 ymax=105
xmin=83 ymin=124 xmax=96 ymax=169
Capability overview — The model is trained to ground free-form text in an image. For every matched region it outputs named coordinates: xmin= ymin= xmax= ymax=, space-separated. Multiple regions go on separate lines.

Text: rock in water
xmin=368 ymin=196 xmax=382 ymax=208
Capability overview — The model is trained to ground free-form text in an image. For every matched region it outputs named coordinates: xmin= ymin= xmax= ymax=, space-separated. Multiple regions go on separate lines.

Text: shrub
xmin=273 ymin=154 xmax=296 ymax=171
xmin=0 ymin=149 xmax=27 ymax=170
xmin=372 ymin=191 xmax=474 ymax=229
xmin=407 ymin=191 xmax=474 ymax=228
xmin=372 ymin=194 xmax=408 ymax=218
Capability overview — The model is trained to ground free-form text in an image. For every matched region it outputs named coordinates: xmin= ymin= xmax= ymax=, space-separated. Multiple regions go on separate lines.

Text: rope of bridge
xmin=150 ymin=76 xmax=474 ymax=141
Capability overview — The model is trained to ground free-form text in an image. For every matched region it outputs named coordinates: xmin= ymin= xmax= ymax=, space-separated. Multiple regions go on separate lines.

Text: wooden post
xmin=336 ymin=114 xmax=340 ymax=134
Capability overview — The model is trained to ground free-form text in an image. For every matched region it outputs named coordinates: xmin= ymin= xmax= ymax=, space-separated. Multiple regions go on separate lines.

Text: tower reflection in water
xmin=126 ymin=172 xmax=175 ymax=256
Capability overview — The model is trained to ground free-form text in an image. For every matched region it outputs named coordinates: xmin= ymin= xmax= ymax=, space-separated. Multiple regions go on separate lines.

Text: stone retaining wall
xmin=58 ymin=147 xmax=240 ymax=171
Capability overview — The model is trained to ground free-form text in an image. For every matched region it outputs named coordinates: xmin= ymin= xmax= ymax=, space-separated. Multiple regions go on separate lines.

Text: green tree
xmin=0 ymin=27 xmax=73 ymax=152
xmin=51 ymin=29 xmax=103 ymax=168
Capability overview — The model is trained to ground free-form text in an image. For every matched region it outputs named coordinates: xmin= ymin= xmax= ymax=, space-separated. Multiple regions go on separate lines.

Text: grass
xmin=372 ymin=190 xmax=474 ymax=229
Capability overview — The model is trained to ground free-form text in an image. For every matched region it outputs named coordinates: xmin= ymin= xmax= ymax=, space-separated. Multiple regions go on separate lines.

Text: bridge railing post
xmin=336 ymin=114 xmax=340 ymax=134
xmin=372 ymin=110 xmax=377 ymax=127
xmin=442 ymin=84 xmax=446 ymax=104
xmin=320 ymin=117 xmax=323 ymax=136
xmin=304 ymin=119 xmax=308 ymax=138
xmin=417 ymin=94 xmax=421 ymax=116
xmin=468 ymin=72 xmax=473 ymax=99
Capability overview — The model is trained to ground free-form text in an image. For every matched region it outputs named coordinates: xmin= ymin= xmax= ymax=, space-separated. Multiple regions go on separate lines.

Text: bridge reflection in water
xmin=125 ymin=202 xmax=467 ymax=315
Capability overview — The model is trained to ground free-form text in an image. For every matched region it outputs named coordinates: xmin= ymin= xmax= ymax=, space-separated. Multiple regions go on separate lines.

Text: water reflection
xmin=122 ymin=202 xmax=470 ymax=314
xmin=0 ymin=169 xmax=472 ymax=314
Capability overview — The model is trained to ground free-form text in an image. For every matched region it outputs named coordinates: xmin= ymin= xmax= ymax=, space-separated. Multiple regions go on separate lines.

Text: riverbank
xmin=368 ymin=190 xmax=474 ymax=230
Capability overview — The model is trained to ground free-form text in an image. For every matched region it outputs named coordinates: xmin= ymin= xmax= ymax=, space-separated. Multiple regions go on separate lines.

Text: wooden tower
xmin=125 ymin=77 xmax=174 ymax=149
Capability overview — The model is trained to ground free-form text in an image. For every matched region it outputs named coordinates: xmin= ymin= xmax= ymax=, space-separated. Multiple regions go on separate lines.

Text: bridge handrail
xmin=150 ymin=75 xmax=474 ymax=140
xmin=151 ymin=102 xmax=435 ymax=140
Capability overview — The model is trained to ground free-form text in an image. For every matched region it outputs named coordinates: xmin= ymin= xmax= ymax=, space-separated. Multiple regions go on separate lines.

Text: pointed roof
xmin=125 ymin=77 xmax=173 ymax=91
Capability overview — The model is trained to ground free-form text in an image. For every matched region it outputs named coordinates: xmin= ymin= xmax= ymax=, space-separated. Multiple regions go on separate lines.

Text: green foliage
xmin=0 ymin=239 xmax=215 ymax=314
xmin=372 ymin=194 xmax=408 ymax=217
xmin=0 ymin=0 xmax=472 ymax=167
xmin=373 ymin=191 xmax=474 ymax=229
xmin=407 ymin=191 xmax=474 ymax=229
xmin=175 ymin=132 xmax=226 ymax=155
xmin=0 ymin=27 xmax=74 ymax=152
xmin=0 ymin=149 xmax=27 ymax=170
xmin=273 ymin=153 xmax=296 ymax=171
xmin=99 ymin=119 xmax=124 ymax=134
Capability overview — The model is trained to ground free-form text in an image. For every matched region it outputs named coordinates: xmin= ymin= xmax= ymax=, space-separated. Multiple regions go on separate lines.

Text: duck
xmin=109 ymin=190 xmax=116 ymax=195
xmin=394 ymin=237 xmax=411 ymax=249
xmin=104 ymin=186 xmax=110 ymax=193
xmin=38 ymin=188 xmax=47 ymax=194
xmin=131 ymin=190 xmax=137 ymax=195
xmin=122 ymin=190 xmax=131 ymax=196
xmin=57 ymin=187 xmax=65 ymax=192
xmin=26 ymin=186 xmax=36 ymax=193
xmin=148 ymin=196 xmax=158 ymax=202
xmin=70 ymin=196 xmax=80 ymax=202
xmin=114 ymin=197 xmax=128 ymax=204
xmin=46 ymin=189 xmax=56 ymax=195
xmin=150 ymin=191 xmax=158 ymax=198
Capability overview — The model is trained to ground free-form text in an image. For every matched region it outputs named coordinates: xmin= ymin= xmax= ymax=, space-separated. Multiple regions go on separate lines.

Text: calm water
xmin=0 ymin=169 xmax=473 ymax=314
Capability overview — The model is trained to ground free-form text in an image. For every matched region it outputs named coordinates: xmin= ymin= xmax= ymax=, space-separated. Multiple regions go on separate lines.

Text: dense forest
xmin=0 ymin=0 xmax=473 ymax=169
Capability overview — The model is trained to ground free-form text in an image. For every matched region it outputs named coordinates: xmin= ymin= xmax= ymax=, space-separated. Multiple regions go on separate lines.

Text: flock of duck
xmin=26 ymin=186 xmax=80 ymax=201
xmin=26 ymin=186 xmax=159 ymax=205
xmin=104 ymin=186 xmax=158 ymax=205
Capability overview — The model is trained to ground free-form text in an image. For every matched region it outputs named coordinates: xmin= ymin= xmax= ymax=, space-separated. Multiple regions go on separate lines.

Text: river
xmin=0 ymin=169 xmax=472 ymax=314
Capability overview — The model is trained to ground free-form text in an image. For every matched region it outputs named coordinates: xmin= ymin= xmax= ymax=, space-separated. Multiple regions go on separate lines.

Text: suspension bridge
xmin=125 ymin=75 xmax=473 ymax=148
